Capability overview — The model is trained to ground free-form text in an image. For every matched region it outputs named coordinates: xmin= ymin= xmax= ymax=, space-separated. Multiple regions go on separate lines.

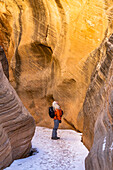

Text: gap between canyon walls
xmin=13 ymin=0 xmax=22 ymax=91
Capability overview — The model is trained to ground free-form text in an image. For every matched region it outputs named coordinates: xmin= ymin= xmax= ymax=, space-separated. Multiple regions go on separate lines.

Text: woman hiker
xmin=51 ymin=101 xmax=63 ymax=140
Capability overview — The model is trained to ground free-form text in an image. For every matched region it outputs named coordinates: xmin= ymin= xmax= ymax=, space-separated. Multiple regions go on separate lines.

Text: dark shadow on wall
xmin=0 ymin=45 xmax=9 ymax=79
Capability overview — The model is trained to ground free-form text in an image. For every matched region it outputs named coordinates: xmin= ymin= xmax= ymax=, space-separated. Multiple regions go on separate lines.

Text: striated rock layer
xmin=0 ymin=0 xmax=113 ymax=169
xmin=0 ymin=0 xmax=108 ymax=129
xmin=83 ymin=35 xmax=113 ymax=169
xmin=0 ymin=62 xmax=35 ymax=169
xmin=0 ymin=45 xmax=9 ymax=79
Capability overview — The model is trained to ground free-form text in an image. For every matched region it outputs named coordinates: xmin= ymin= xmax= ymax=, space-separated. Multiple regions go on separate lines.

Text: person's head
xmin=52 ymin=101 xmax=60 ymax=110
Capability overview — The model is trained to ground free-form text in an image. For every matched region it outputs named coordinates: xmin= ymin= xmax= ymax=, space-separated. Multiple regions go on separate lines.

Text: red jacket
xmin=54 ymin=109 xmax=63 ymax=120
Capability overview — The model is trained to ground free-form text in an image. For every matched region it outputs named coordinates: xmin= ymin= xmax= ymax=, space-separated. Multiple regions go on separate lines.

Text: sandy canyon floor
xmin=5 ymin=126 xmax=88 ymax=170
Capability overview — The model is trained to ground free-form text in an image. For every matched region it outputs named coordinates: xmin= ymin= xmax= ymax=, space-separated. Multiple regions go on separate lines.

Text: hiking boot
xmin=51 ymin=137 xmax=60 ymax=140
xmin=51 ymin=137 xmax=58 ymax=140
xmin=57 ymin=137 xmax=60 ymax=139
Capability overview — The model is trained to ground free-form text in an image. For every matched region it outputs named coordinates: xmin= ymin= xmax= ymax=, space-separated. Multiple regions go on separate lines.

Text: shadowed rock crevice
xmin=30 ymin=42 xmax=53 ymax=68
xmin=14 ymin=50 xmax=21 ymax=90
xmin=13 ymin=1 xmax=23 ymax=91
xmin=55 ymin=0 xmax=63 ymax=9
xmin=63 ymin=117 xmax=81 ymax=132
xmin=0 ymin=46 xmax=9 ymax=79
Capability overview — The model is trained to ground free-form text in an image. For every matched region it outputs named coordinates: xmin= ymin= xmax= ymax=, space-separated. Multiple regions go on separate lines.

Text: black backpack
xmin=49 ymin=106 xmax=55 ymax=118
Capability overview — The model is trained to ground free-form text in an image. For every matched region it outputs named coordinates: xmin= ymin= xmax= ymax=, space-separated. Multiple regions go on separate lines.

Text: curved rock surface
xmin=0 ymin=62 xmax=35 ymax=170
xmin=83 ymin=35 xmax=113 ymax=169
xmin=0 ymin=0 xmax=113 ymax=169
xmin=0 ymin=45 xmax=9 ymax=79
xmin=0 ymin=0 xmax=108 ymax=130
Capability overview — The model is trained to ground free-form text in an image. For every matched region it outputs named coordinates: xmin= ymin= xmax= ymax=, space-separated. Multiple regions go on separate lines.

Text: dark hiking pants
xmin=52 ymin=119 xmax=59 ymax=138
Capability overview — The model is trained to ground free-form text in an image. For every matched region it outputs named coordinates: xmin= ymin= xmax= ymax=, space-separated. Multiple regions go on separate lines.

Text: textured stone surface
xmin=83 ymin=35 xmax=113 ymax=169
xmin=0 ymin=0 xmax=108 ymax=130
xmin=0 ymin=62 xmax=35 ymax=170
xmin=0 ymin=45 xmax=9 ymax=79
xmin=0 ymin=0 xmax=113 ymax=169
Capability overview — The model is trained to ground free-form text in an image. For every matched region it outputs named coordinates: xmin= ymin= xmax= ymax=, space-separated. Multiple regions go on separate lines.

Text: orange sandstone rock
xmin=0 ymin=0 xmax=109 ymax=130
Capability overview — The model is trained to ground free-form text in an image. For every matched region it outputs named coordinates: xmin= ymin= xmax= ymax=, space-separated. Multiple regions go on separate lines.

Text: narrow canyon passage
xmin=5 ymin=127 xmax=88 ymax=170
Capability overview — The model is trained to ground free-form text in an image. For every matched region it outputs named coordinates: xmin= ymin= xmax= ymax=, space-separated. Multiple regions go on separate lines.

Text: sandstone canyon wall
xmin=0 ymin=0 xmax=113 ymax=169
xmin=0 ymin=45 xmax=9 ymax=79
xmin=0 ymin=60 xmax=35 ymax=169
xmin=83 ymin=35 xmax=113 ymax=170
xmin=0 ymin=0 xmax=108 ymax=130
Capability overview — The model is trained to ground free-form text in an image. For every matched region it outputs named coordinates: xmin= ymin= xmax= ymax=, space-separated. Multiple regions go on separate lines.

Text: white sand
xmin=5 ymin=126 xmax=88 ymax=170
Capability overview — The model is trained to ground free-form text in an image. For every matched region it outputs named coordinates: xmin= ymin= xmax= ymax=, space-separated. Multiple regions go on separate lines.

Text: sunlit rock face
xmin=0 ymin=0 xmax=108 ymax=130
xmin=0 ymin=1 xmax=113 ymax=168
xmin=83 ymin=35 xmax=113 ymax=170
xmin=0 ymin=62 xmax=35 ymax=169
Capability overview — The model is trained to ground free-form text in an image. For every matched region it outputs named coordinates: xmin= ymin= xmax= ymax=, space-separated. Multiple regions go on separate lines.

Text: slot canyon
xmin=0 ymin=0 xmax=113 ymax=169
